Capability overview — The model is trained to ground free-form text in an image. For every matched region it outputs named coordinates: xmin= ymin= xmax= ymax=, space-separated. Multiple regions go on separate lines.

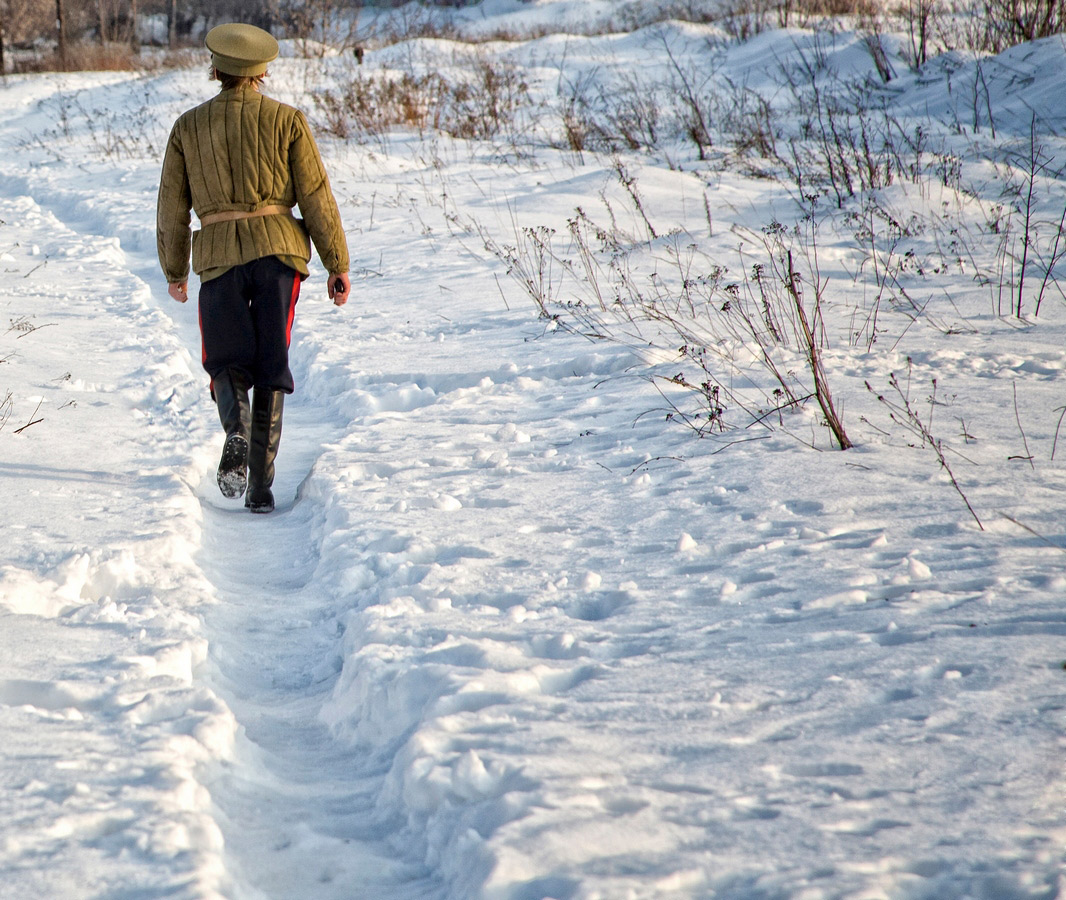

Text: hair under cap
xmin=205 ymin=23 xmax=279 ymax=77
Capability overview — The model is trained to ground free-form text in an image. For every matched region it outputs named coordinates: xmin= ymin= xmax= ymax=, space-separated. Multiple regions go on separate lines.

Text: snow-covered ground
xmin=1 ymin=4 xmax=1065 ymax=898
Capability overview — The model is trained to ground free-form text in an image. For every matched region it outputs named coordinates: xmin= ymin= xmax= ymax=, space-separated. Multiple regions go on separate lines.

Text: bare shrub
xmin=719 ymin=76 xmax=778 ymax=165
xmin=975 ymin=0 xmax=1066 ymax=49
xmin=931 ymin=0 xmax=1066 ymax=53
xmin=313 ymin=70 xmax=424 ymax=142
xmin=601 ymin=73 xmax=663 ymax=152
xmin=616 ymin=0 xmax=721 ymax=29
xmin=445 ymin=55 xmax=531 ymax=141
xmin=313 ymin=55 xmax=531 ymax=145
xmin=551 ymin=46 xmax=726 ymax=162
xmin=704 ymin=217 xmax=853 ymax=449
xmin=374 ymin=3 xmax=460 ymax=45
xmin=476 ymin=220 xmax=562 ymax=321
xmin=859 ymin=14 xmax=897 ymax=83
xmin=1003 ymin=116 xmax=1066 ymax=318
xmin=660 ymin=32 xmax=715 ymax=159
xmin=553 ymin=72 xmax=664 ymax=157
xmin=774 ymin=58 xmax=910 ymax=207
xmin=939 ymin=123 xmax=1066 ymax=319
xmin=867 ymin=365 xmax=983 ymax=528
xmin=559 ymin=90 xmax=591 ymax=156
xmin=716 ymin=0 xmax=776 ymax=40
xmin=893 ymin=0 xmax=939 ymax=66
xmin=470 ymin=186 xmax=855 ymax=449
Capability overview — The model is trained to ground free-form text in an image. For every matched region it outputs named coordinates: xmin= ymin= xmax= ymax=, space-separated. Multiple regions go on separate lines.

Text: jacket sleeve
xmin=290 ymin=110 xmax=350 ymax=276
xmin=156 ymin=124 xmax=192 ymax=283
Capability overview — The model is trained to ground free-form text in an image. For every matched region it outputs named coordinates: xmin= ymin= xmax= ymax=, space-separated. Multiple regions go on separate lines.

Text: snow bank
xmin=0 ymin=18 xmax=1065 ymax=900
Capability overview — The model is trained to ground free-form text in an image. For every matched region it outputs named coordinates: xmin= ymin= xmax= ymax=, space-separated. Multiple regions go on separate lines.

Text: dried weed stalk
xmin=866 ymin=367 xmax=983 ymax=529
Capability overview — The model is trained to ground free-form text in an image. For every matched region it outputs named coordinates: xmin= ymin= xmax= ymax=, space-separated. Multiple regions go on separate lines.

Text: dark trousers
xmin=198 ymin=256 xmax=302 ymax=394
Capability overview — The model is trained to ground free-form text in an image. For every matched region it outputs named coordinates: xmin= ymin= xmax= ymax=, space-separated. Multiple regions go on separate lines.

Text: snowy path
xmin=0 ymin=52 xmax=1064 ymax=900
xmin=196 ymin=403 xmax=443 ymax=899
xmin=0 ymin=85 xmax=448 ymax=894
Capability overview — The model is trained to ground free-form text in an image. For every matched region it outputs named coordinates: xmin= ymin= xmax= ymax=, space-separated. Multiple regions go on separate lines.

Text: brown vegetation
xmin=3 ymin=0 xmax=1065 ymax=76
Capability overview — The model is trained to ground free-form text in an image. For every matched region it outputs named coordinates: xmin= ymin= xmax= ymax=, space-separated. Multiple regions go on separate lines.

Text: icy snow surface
xmin=0 ymin=8 xmax=1064 ymax=900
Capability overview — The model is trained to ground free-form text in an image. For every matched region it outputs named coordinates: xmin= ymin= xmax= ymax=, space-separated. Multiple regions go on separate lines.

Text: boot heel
xmin=217 ymin=433 xmax=249 ymax=499
xmin=245 ymin=484 xmax=275 ymax=513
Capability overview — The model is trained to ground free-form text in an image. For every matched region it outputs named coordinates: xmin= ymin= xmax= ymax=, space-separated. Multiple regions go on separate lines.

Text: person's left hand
xmin=168 ymin=281 xmax=189 ymax=303
xmin=329 ymin=273 xmax=350 ymax=307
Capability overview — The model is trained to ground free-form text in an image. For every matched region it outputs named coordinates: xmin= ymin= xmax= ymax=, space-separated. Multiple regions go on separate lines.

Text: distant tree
xmin=984 ymin=0 xmax=1066 ymax=44
xmin=56 ymin=0 xmax=66 ymax=67
xmin=1 ymin=0 xmax=54 ymax=51
xmin=941 ymin=0 xmax=1066 ymax=52
xmin=896 ymin=0 xmax=937 ymax=65
xmin=188 ymin=0 xmax=279 ymax=30
xmin=278 ymin=0 xmax=363 ymax=50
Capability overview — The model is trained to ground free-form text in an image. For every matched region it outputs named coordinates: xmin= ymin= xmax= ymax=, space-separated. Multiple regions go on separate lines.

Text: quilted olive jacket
xmin=157 ymin=86 xmax=349 ymax=284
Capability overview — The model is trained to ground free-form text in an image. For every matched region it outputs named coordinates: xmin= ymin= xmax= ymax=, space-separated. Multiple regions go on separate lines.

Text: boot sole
xmin=217 ymin=434 xmax=249 ymax=499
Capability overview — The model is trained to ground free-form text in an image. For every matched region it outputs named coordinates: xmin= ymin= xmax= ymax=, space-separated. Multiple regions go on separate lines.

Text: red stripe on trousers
xmin=198 ymin=300 xmax=213 ymax=394
xmin=285 ymin=273 xmax=300 ymax=347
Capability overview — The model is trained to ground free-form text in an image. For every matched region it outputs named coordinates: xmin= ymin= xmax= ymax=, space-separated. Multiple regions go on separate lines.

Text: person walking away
xmin=156 ymin=22 xmax=351 ymax=513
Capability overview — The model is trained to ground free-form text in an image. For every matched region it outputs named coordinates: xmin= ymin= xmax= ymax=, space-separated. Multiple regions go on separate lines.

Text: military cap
xmin=205 ymin=23 xmax=279 ymax=77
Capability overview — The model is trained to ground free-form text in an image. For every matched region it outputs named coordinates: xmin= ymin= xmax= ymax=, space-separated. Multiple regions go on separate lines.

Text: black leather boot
xmin=214 ymin=370 xmax=251 ymax=499
xmin=245 ymin=389 xmax=284 ymax=514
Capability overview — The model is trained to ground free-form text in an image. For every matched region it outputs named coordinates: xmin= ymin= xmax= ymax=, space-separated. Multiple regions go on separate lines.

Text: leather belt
xmin=199 ymin=204 xmax=293 ymax=226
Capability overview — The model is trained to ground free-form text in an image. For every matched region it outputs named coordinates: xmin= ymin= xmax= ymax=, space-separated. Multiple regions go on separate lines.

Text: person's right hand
xmin=329 ymin=273 xmax=351 ymax=307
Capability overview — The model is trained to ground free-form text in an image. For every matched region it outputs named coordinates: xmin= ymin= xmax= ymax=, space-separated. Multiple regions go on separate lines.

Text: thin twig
xmin=1011 ymin=380 xmax=1034 ymax=470
xmin=1052 ymin=405 xmax=1066 ymax=461
xmin=998 ymin=513 xmax=1066 ymax=553
xmin=1035 ymin=201 xmax=1066 ymax=316
xmin=710 ymin=434 xmax=772 ymax=454
xmin=628 ymin=456 xmax=686 ymax=475
xmin=16 ymin=322 xmax=56 ymax=339
xmin=23 ymin=259 xmax=47 ymax=278
xmin=13 ymin=399 xmax=44 ymax=434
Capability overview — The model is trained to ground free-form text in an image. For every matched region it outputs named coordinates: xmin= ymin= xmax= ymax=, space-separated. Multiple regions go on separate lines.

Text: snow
xmin=1 ymin=3 xmax=1065 ymax=899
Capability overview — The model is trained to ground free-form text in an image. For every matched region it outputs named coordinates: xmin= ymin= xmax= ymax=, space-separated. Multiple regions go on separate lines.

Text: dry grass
xmin=313 ymin=56 xmax=531 ymax=144
xmin=12 ymin=44 xmax=201 ymax=75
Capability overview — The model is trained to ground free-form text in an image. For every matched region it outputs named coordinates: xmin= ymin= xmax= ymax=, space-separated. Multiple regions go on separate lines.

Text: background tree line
xmin=0 ymin=0 xmax=393 ymax=70
xmin=0 ymin=0 xmax=1063 ymax=73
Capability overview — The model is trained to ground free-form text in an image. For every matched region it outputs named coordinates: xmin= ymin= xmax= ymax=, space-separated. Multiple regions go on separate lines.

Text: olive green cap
xmin=205 ymin=23 xmax=279 ymax=77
